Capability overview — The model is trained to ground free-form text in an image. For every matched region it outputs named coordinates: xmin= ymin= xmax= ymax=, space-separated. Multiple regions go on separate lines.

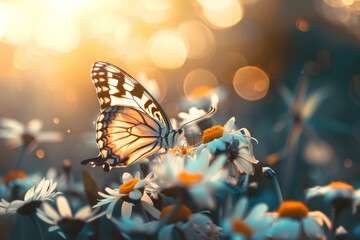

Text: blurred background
xmin=0 ymin=0 xmax=359 ymax=225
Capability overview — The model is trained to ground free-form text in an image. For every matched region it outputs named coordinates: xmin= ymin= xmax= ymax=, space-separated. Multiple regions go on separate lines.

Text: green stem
xmin=329 ymin=207 xmax=341 ymax=240
xmin=15 ymin=145 xmax=28 ymax=169
xmin=30 ymin=214 xmax=45 ymax=240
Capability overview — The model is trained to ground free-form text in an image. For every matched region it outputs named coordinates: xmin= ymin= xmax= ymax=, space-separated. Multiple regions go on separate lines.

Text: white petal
xmin=303 ymin=217 xmax=325 ymax=239
xmin=48 ymin=225 xmax=60 ymax=232
xmin=269 ymin=219 xmax=300 ymax=239
xmin=207 ymin=155 xmax=227 ymax=178
xmin=42 ymin=202 xmax=60 ymax=220
xmin=122 ymin=172 xmax=133 ymax=183
xmin=27 ymin=119 xmax=43 ymax=134
xmin=37 ymin=132 xmax=63 ymax=142
xmin=36 ymin=209 xmax=56 ymax=225
xmin=141 ymin=193 xmax=153 ymax=205
xmin=105 ymin=199 xmax=118 ymax=219
xmin=224 ymin=117 xmax=235 ymax=132
xmin=121 ymin=201 xmax=133 ymax=218
xmin=75 ymin=205 xmax=91 ymax=220
xmin=142 ymin=201 xmax=160 ymax=219
xmin=56 ymin=196 xmax=72 ymax=217
xmin=0 ymin=118 xmax=24 ymax=133
xmin=234 ymin=198 xmax=247 ymax=219
xmin=24 ymin=186 xmax=35 ymax=201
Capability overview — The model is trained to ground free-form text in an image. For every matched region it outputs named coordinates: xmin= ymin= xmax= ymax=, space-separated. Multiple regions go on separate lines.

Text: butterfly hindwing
xmin=91 ymin=62 xmax=172 ymax=131
xmin=92 ymin=106 xmax=167 ymax=169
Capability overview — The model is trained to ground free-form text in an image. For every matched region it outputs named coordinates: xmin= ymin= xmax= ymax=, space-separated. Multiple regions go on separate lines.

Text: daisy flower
xmin=306 ymin=181 xmax=360 ymax=239
xmin=154 ymin=149 xmax=227 ymax=209
xmin=94 ymin=171 xmax=159 ymax=219
xmin=268 ymin=201 xmax=330 ymax=240
xmin=306 ymin=181 xmax=360 ymax=212
xmin=1 ymin=169 xmax=42 ymax=201
xmin=0 ymin=118 xmax=63 ymax=150
xmin=0 ymin=178 xmax=58 ymax=217
xmin=36 ymin=195 xmax=103 ymax=239
xmin=222 ymin=198 xmax=272 ymax=240
xmin=158 ymin=204 xmax=223 ymax=240
xmin=111 ymin=214 xmax=158 ymax=239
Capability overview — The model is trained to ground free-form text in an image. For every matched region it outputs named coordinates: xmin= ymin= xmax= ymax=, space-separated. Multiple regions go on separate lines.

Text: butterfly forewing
xmin=91 ymin=62 xmax=172 ymax=131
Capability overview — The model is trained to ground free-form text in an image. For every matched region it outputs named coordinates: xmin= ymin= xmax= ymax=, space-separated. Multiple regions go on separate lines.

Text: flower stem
xmin=329 ymin=207 xmax=341 ymax=240
xmin=30 ymin=214 xmax=45 ymax=240
xmin=262 ymin=167 xmax=284 ymax=205
xmin=15 ymin=145 xmax=28 ymax=169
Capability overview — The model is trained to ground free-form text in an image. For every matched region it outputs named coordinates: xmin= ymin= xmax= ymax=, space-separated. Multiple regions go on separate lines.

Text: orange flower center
xmin=119 ymin=178 xmax=140 ymax=194
xmin=278 ymin=201 xmax=309 ymax=219
xmin=3 ymin=170 xmax=27 ymax=184
xmin=202 ymin=125 xmax=224 ymax=143
xmin=231 ymin=219 xmax=253 ymax=238
xmin=160 ymin=204 xmax=192 ymax=223
xmin=328 ymin=181 xmax=354 ymax=191
xmin=177 ymin=171 xmax=203 ymax=186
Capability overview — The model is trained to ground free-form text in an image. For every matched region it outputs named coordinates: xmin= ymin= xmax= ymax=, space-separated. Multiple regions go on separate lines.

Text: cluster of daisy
xmin=0 ymin=110 xmax=359 ymax=239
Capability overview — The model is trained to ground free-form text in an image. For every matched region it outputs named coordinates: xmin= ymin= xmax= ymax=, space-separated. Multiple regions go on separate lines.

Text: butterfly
xmin=81 ymin=62 xmax=184 ymax=172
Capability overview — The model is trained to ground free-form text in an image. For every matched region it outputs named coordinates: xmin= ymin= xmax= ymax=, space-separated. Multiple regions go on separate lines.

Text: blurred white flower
xmin=94 ymin=171 xmax=159 ymax=219
xmin=0 ymin=118 xmax=63 ymax=151
xmin=154 ymin=149 xmax=227 ymax=208
xmin=111 ymin=214 xmax=158 ymax=239
xmin=306 ymin=181 xmax=360 ymax=213
xmin=267 ymin=201 xmax=330 ymax=240
xmin=0 ymin=178 xmax=58 ymax=217
xmin=222 ymin=198 xmax=272 ymax=240
xmin=36 ymin=195 xmax=103 ymax=239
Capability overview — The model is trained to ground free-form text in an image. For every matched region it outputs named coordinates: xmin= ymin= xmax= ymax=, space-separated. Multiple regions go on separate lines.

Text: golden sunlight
xmin=183 ymin=69 xmax=218 ymax=100
xmin=150 ymin=31 xmax=187 ymax=69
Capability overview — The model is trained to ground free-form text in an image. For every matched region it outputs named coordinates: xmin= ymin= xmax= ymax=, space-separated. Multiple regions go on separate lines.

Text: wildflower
xmin=0 ymin=170 xmax=42 ymax=201
xmin=222 ymin=198 xmax=272 ymax=240
xmin=154 ymin=149 xmax=227 ymax=209
xmin=158 ymin=205 xmax=223 ymax=240
xmin=0 ymin=178 xmax=58 ymax=217
xmin=306 ymin=181 xmax=360 ymax=212
xmin=0 ymin=118 xmax=63 ymax=150
xmin=94 ymin=171 xmax=159 ymax=219
xmin=195 ymin=117 xmax=258 ymax=185
xmin=268 ymin=201 xmax=330 ymax=239
xmin=36 ymin=195 xmax=103 ymax=239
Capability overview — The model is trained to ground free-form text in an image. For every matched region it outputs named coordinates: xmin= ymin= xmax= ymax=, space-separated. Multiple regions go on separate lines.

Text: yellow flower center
xmin=170 ymin=146 xmax=194 ymax=155
xmin=202 ymin=125 xmax=224 ymax=143
xmin=3 ymin=170 xmax=27 ymax=184
xmin=231 ymin=219 xmax=253 ymax=238
xmin=160 ymin=204 xmax=192 ymax=223
xmin=119 ymin=178 xmax=140 ymax=194
xmin=278 ymin=201 xmax=309 ymax=219
xmin=328 ymin=181 xmax=354 ymax=191
xmin=177 ymin=171 xmax=203 ymax=186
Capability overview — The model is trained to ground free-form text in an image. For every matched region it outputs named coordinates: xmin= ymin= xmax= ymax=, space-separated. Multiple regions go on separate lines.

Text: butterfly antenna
xmin=180 ymin=106 xmax=216 ymax=129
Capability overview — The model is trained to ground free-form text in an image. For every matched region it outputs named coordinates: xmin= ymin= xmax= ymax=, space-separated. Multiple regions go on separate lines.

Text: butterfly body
xmin=82 ymin=62 xmax=181 ymax=171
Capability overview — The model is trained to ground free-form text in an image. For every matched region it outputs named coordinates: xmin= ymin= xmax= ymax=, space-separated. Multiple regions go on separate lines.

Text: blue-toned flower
xmin=111 ymin=214 xmax=158 ymax=239
xmin=222 ymin=198 xmax=272 ymax=240
xmin=306 ymin=181 xmax=360 ymax=212
xmin=154 ymin=149 xmax=227 ymax=208
xmin=36 ymin=195 xmax=103 ymax=239
xmin=268 ymin=201 xmax=330 ymax=239
xmin=0 ymin=118 xmax=63 ymax=150
xmin=94 ymin=171 xmax=159 ymax=219
xmin=159 ymin=205 xmax=223 ymax=240
xmin=0 ymin=178 xmax=58 ymax=217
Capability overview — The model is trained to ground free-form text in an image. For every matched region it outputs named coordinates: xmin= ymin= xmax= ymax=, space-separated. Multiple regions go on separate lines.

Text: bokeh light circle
xmin=183 ymin=68 xmax=218 ymax=100
xmin=150 ymin=31 xmax=187 ymax=69
xmin=201 ymin=0 xmax=244 ymax=29
xmin=178 ymin=21 xmax=215 ymax=60
xmin=233 ymin=66 xmax=269 ymax=101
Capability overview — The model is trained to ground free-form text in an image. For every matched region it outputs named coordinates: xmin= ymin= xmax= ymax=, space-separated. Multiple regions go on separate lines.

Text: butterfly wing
xmin=91 ymin=61 xmax=173 ymax=131
xmin=82 ymin=106 xmax=168 ymax=171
